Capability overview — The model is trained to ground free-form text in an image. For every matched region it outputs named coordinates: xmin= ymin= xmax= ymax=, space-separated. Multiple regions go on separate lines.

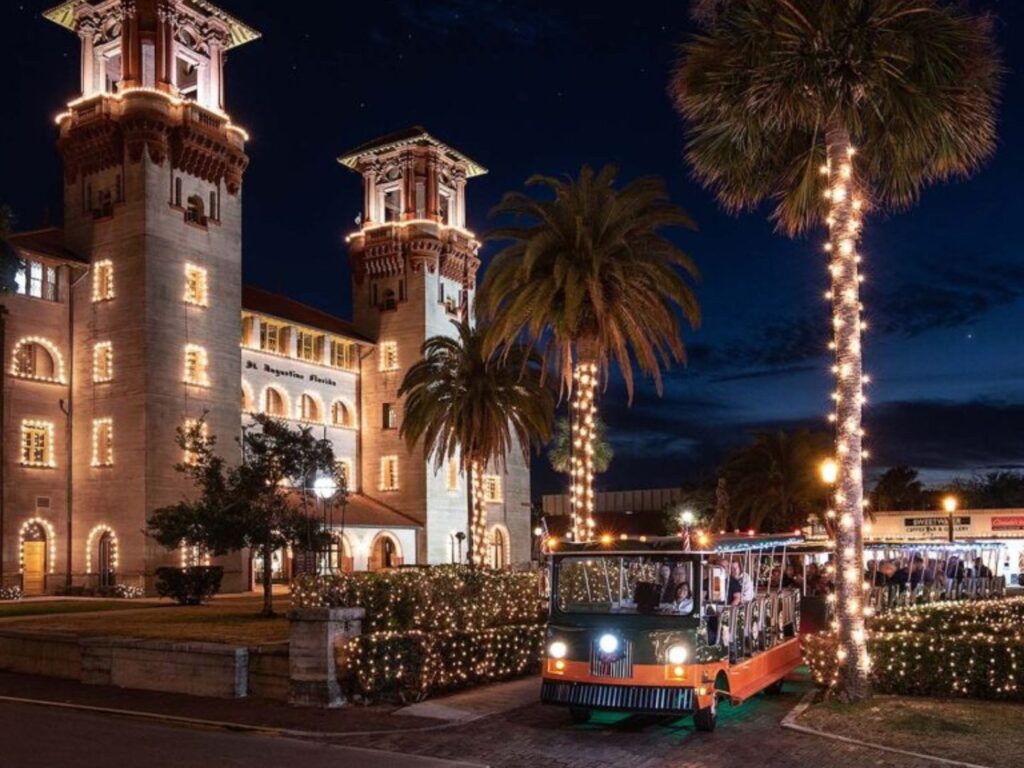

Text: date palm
xmin=548 ymin=416 xmax=613 ymax=476
xmin=478 ymin=165 xmax=700 ymax=541
xmin=672 ymin=0 xmax=1001 ymax=700
xmin=398 ymin=320 xmax=553 ymax=565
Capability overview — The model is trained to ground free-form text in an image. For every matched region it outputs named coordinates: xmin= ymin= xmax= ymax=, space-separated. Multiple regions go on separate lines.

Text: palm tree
xmin=721 ymin=431 xmax=832 ymax=533
xmin=478 ymin=165 xmax=700 ymax=541
xmin=672 ymin=0 xmax=1001 ymax=701
xmin=548 ymin=416 xmax=613 ymax=476
xmin=871 ymin=465 xmax=926 ymax=511
xmin=398 ymin=320 xmax=553 ymax=565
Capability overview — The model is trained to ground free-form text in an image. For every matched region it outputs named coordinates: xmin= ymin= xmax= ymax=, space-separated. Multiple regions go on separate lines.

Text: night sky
xmin=3 ymin=1 xmax=1023 ymax=498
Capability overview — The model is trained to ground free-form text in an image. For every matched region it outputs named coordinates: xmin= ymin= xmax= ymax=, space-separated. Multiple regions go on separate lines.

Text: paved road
xmin=0 ymin=701 xmax=482 ymax=768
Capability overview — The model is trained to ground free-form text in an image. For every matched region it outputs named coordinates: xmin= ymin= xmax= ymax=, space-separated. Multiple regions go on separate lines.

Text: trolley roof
xmin=548 ymin=533 xmax=804 ymax=556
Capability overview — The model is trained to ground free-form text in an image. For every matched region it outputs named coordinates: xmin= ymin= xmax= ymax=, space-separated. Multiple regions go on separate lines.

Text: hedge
xmin=344 ymin=624 xmax=545 ymax=702
xmin=291 ymin=565 xmax=545 ymax=632
xmin=805 ymin=598 xmax=1024 ymax=701
xmin=0 ymin=586 xmax=22 ymax=601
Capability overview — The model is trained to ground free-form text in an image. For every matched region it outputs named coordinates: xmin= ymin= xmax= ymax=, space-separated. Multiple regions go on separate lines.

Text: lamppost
xmin=820 ymin=458 xmax=839 ymax=539
xmin=314 ymin=476 xmax=338 ymax=573
xmin=943 ymin=495 xmax=958 ymax=544
xmin=679 ymin=509 xmax=695 ymax=551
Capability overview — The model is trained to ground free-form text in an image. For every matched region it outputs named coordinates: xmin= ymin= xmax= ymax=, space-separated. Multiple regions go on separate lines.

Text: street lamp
xmin=820 ymin=458 xmax=839 ymax=485
xmin=313 ymin=476 xmax=339 ymax=572
xmin=943 ymin=495 xmax=958 ymax=543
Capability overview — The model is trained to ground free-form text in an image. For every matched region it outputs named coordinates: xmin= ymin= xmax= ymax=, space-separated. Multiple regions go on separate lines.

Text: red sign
xmin=992 ymin=516 xmax=1024 ymax=531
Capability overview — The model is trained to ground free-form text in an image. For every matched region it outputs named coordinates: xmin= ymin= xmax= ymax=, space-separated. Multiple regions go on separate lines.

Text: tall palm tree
xmin=478 ymin=165 xmax=700 ymax=541
xmin=398 ymin=320 xmax=553 ymax=565
xmin=548 ymin=416 xmax=613 ymax=476
xmin=721 ymin=431 xmax=832 ymax=533
xmin=672 ymin=0 xmax=1001 ymax=700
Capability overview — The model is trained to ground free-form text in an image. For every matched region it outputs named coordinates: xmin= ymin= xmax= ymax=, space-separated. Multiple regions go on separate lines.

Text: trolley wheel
xmin=569 ymin=706 xmax=591 ymax=724
xmin=764 ymin=678 xmax=785 ymax=695
xmin=693 ymin=702 xmax=717 ymax=732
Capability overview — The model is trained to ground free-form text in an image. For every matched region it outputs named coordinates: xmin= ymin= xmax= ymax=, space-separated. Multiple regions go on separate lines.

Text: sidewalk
xmin=0 ymin=669 xmax=539 ymax=736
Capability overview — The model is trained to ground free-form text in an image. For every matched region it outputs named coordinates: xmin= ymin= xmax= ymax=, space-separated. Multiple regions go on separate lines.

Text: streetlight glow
xmin=314 ymin=476 xmax=338 ymax=500
xmin=943 ymin=495 xmax=958 ymax=514
xmin=820 ymin=458 xmax=839 ymax=485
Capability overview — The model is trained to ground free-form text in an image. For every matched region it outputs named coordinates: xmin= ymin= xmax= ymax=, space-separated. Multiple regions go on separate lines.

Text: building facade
xmin=0 ymin=0 xmax=529 ymax=596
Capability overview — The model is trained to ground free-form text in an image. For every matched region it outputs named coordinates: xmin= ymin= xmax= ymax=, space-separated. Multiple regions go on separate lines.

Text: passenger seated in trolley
xmin=728 ymin=561 xmax=754 ymax=605
xmin=673 ymin=582 xmax=694 ymax=614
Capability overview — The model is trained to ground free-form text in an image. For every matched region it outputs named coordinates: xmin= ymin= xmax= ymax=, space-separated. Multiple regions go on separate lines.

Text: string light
xmin=471 ymin=462 xmax=488 ymax=565
xmin=19 ymin=517 xmax=57 ymax=574
xmin=84 ymin=525 xmax=119 ymax=573
xmin=92 ymin=260 xmax=114 ymax=301
xmin=183 ymin=263 xmax=209 ymax=306
xmin=570 ymin=361 xmax=598 ymax=541
xmin=91 ymin=418 xmax=114 ymax=467
xmin=9 ymin=337 xmax=67 ymax=383
xmin=183 ymin=344 xmax=210 ymax=386
xmin=20 ymin=420 xmax=56 ymax=468
xmin=93 ymin=341 xmax=113 ymax=383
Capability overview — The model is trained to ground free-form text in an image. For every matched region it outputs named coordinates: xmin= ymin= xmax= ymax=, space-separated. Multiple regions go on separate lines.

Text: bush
xmin=0 ymin=585 xmax=22 ymax=601
xmin=345 ymin=624 xmax=545 ymax=702
xmin=56 ymin=584 xmax=146 ymax=599
xmin=292 ymin=566 xmax=544 ymax=632
xmin=805 ymin=597 xmax=1024 ymax=701
xmin=155 ymin=566 xmax=223 ymax=605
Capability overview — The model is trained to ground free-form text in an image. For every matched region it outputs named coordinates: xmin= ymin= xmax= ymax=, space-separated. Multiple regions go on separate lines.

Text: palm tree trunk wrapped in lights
xmin=570 ymin=361 xmax=598 ymax=541
xmin=824 ymin=127 xmax=870 ymax=698
xmin=470 ymin=461 xmax=488 ymax=565
xmin=672 ymin=0 xmax=1001 ymax=701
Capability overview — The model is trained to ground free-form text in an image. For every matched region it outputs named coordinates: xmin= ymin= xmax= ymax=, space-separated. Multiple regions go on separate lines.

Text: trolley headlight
xmin=667 ymin=644 xmax=688 ymax=665
xmin=548 ymin=641 xmax=568 ymax=660
xmin=598 ymin=634 xmax=619 ymax=654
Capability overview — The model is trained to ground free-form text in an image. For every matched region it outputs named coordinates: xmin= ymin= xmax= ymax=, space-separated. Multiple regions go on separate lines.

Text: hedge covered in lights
xmin=806 ymin=598 xmax=1024 ymax=701
xmin=292 ymin=566 xmax=546 ymax=702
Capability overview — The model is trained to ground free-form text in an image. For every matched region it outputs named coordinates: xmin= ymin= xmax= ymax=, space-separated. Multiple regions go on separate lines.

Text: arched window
xmin=369 ymin=533 xmax=403 ymax=571
xmin=13 ymin=341 xmax=56 ymax=381
xmin=299 ymin=393 xmax=322 ymax=423
xmin=331 ymin=400 xmax=353 ymax=427
xmin=263 ymin=386 xmax=287 ymax=417
xmin=490 ymin=526 xmax=510 ymax=569
xmin=186 ymin=194 xmax=206 ymax=225
xmin=329 ymin=534 xmax=353 ymax=574
xmin=241 ymin=381 xmax=254 ymax=412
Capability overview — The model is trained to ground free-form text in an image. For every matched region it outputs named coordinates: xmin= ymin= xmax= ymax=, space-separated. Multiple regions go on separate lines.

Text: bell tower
xmin=46 ymin=0 xmax=258 ymax=590
xmin=340 ymin=128 xmax=487 ymax=564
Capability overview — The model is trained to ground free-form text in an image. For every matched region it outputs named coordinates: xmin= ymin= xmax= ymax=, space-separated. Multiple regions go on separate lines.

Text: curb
xmin=781 ymin=691 xmax=993 ymax=768
xmin=0 ymin=692 xmax=492 ymax=740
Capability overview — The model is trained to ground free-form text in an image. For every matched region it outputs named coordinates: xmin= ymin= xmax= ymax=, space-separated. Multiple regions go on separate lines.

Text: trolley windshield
xmin=555 ymin=554 xmax=697 ymax=616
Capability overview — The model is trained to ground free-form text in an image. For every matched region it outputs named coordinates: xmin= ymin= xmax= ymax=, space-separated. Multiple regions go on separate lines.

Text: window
xmin=93 ymin=260 xmax=114 ymax=301
xmin=183 ymin=344 xmax=209 ymax=386
xmin=379 ymin=341 xmax=398 ymax=372
xmin=296 ymin=331 xmax=320 ymax=362
xmin=336 ymin=460 xmax=352 ymax=490
xmin=382 ymin=403 xmax=397 ymax=430
xmin=91 ymin=418 xmax=113 ymax=467
xmin=331 ymin=400 xmax=353 ymax=428
xmin=14 ymin=261 xmax=58 ymax=302
xmin=483 ymin=475 xmax=503 ymax=503
xmin=12 ymin=340 xmax=60 ymax=382
xmin=260 ymin=322 xmax=282 ymax=354
xmin=93 ymin=342 xmax=113 ymax=383
xmin=184 ymin=263 xmax=208 ymax=306
xmin=263 ymin=387 xmax=287 ymax=417
xmin=299 ymin=393 xmax=322 ymax=423
xmin=383 ymin=188 xmax=401 ymax=222
xmin=439 ymin=190 xmax=452 ymax=225
xmin=446 ymin=458 xmax=460 ymax=491
xmin=174 ymin=177 xmax=183 ymax=207
xmin=185 ymin=195 xmax=206 ymax=225
xmin=20 ymin=421 xmax=55 ymax=468
xmin=380 ymin=455 xmax=399 ymax=491
xmin=175 ymin=56 xmax=198 ymax=99
xmin=182 ymin=419 xmax=208 ymax=465
xmin=329 ymin=340 xmax=355 ymax=370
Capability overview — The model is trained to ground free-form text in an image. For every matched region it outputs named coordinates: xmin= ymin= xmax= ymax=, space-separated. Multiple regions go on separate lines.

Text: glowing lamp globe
xmin=314 ymin=476 xmax=338 ymax=500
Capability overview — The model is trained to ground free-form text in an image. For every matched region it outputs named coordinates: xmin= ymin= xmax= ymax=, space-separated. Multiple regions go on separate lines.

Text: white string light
xmin=570 ymin=362 xmax=598 ymax=541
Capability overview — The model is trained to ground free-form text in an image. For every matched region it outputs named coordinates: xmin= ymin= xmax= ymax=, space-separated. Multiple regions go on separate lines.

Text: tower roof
xmin=337 ymin=126 xmax=487 ymax=178
xmin=44 ymin=1 xmax=260 ymax=50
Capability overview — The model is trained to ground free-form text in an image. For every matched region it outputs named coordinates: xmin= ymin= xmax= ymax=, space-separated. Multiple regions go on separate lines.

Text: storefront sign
xmin=902 ymin=516 xmax=971 ymax=536
xmin=992 ymin=516 xmax=1024 ymax=532
xmin=245 ymin=359 xmax=338 ymax=388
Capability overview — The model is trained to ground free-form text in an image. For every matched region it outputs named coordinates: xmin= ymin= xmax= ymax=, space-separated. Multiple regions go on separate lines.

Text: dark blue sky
xmin=3 ymin=1 xmax=1022 ymax=497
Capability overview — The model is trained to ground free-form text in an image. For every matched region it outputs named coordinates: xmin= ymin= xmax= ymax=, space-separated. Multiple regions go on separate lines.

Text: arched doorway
xmin=22 ymin=523 xmax=48 ymax=596
xmin=329 ymin=534 xmax=354 ymax=574
xmin=490 ymin=526 xmax=509 ymax=569
xmin=98 ymin=531 xmax=115 ymax=587
xmin=368 ymin=533 xmax=403 ymax=571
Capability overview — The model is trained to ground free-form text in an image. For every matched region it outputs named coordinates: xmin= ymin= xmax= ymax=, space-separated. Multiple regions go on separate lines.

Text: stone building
xmin=0 ymin=0 xmax=529 ymax=595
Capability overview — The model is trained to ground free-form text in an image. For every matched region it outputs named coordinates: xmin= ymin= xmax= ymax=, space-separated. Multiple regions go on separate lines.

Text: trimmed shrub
xmin=345 ymin=624 xmax=545 ymax=703
xmin=155 ymin=566 xmax=223 ymax=605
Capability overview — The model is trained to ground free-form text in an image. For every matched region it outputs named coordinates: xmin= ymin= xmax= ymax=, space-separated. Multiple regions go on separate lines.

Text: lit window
xmin=14 ymin=260 xmax=58 ymax=301
xmin=337 ymin=459 xmax=352 ymax=490
xmin=297 ymin=331 xmax=320 ymax=362
xmin=91 ymin=418 xmax=113 ymax=467
xmin=182 ymin=419 xmax=208 ymax=465
xmin=379 ymin=341 xmax=398 ymax=372
xmin=93 ymin=342 xmax=113 ymax=383
xmin=330 ymin=340 xmax=354 ymax=369
xmin=259 ymin=322 xmax=281 ymax=354
xmin=183 ymin=344 xmax=209 ymax=386
xmin=380 ymin=455 xmax=399 ymax=491
xmin=331 ymin=400 xmax=353 ymax=427
xmin=93 ymin=260 xmax=114 ymax=301
xmin=299 ymin=393 xmax=322 ymax=423
xmin=483 ymin=475 xmax=503 ymax=503
xmin=263 ymin=387 xmax=287 ymax=417
xmin=21 ymin=420 xmax=55 ymax=467
xmin=382 ymin=403 xmax=397 ymax=430
xmin=11 ymin=338 xmax=63 ymax=382
xmin=446 ymin=458 xmax=459 ymax=491
xmin=184 ymin=263 xmax=208 ymax=306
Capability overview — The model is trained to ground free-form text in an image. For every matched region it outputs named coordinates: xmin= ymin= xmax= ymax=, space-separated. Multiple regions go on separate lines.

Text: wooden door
xmin=23 ymin=542 xmax=46 ymax=596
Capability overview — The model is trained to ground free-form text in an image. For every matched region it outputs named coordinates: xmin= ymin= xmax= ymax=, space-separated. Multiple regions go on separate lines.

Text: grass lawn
xmin=0 ymin=596 xmax=289 ymax=646
xmin=799 ymin=696 xmax=1024 ymax=767
xmin=0 ymin=600 xmax=157 ymax=620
